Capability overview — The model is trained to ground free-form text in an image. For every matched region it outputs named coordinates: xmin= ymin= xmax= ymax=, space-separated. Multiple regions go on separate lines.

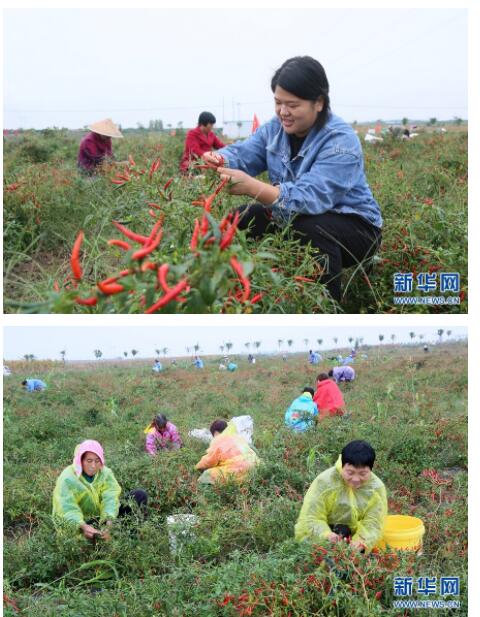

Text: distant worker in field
xmin=152 ymin=359 xmax=163 ymax=373
xmin=52 ymin=440 xmax=148 ymax=540
xmin=193 ymin=356 xmax=204 ymax=368
xmin=295 ymin=440 xmax=387 ymax=552
xmin=285 ymin=387 xmax=319 ymax=432
xmin=144 ymin=414 xmax=182 ymax=454
xmin=308 ymin=350 xmax=321 ymax=365
xmin=195 ymin=419 xmax=260 ymax=484
xmin=202 ymin=56 xmax=382 ymax=303
xmin=22 ymin=378 xmax=47 ymax=392
xmin=329 ymin=365 xmax=355 ymax=383
xmin=313 ymin=373 xmax=346 ymax=418
xmin=77 ymin=118 xmax=124 ymax=174
xmin=179 ymin=111 xmax=226 ymax=174
xmin=247 ymin=353 xmax=256 ymax=365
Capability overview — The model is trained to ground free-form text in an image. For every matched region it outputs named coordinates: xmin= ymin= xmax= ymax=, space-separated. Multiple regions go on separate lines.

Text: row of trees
xmin=17 ymin=330 xmax=456 ymax=365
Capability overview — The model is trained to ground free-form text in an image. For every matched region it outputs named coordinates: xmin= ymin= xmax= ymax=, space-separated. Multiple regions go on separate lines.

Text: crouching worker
xmin=52 ymin=440 xmax=148 ymax=540
xmin=295 ymin=440 xmax=387 ymax=552
xmin=145 ymin=414 xmax=182 ymax=454
xmin=285 ymin=387 xmax=319 ymax=432
xmin=195 ymin=419 xmax=260 ymax=484
xmin=313 ymin=373 xmax=346 ymax=418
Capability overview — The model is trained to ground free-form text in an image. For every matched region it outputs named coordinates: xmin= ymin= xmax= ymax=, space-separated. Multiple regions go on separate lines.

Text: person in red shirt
xmin=179 ymin=111 xmax=226 ymax=174
xmin=78 ymin=118 xmax=124 ymax=174
xmin=313 ymin=372 xmax=346 ymax=419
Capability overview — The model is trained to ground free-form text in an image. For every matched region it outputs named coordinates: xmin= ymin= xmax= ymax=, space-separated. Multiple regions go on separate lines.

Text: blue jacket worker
xmin=22 ymin=378 xmax=47 ymax=392
xmin=202 ymin=56 xmax=382 ymax=302
xmin=309 ymin=350 xmax=321 ymax=365
xmin=285 ymin=387 xmax=319 ymax=432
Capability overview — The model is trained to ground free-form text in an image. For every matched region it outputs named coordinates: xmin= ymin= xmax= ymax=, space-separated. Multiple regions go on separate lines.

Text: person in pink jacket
xmin=313 ymin=373 xmax=346 ymax=419
xmin=145 ymin=414 xmax=182 ymax=455
xmin=195 ymin=419 xmax=260 ymax=484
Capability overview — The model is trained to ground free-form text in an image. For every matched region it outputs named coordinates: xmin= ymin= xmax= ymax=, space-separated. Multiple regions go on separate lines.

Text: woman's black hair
xmin=154 ymin=414 xmax=168 ymax=428
xmin=327 ymin=369 xmax=334 ymax=377
xmin=271 ymin=56 xmax=331 ymax=129
xmin=210 ymin=419 xmax=228 ymax=435
xmin=341 ymin=440 xmax=376 ymax=469
xmin=316 ymin=372 xmax=329 ymax=382
xmin=303 ymin=387 xmax=315 ymax=396
xmin=198 ymin=111 xmax=216 ymax=126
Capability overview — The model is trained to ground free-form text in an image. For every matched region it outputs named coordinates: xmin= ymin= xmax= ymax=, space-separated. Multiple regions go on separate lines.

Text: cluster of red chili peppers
xmin=110 ymin=154 xmax=163 ymax=185
xmin=189 ymin=173 xmax=263 ymax=306
xmin=65 ymin=157 xmax=265 ymax=312
xmin=68 ymin=214 xmax=189 ymax=313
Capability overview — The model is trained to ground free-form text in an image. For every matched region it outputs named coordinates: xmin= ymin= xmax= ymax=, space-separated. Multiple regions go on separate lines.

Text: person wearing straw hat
xmin=77 ymin=118 xmax=124 ymax=174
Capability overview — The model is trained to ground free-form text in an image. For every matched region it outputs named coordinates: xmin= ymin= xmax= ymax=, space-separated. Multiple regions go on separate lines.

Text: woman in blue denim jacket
xmin=203 ymin=56 xmax=382 ymax=303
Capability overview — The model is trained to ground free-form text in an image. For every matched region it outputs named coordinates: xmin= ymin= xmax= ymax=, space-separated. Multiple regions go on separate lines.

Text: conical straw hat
xmin=88 ymin=118 xmax=123 ymax=138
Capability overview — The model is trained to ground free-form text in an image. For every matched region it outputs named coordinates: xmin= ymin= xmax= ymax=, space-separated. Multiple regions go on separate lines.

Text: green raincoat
xmin=295 ymin=455 xmax=387 ymax=551
xmin=52 ymin=464 xmax=121 ymax=527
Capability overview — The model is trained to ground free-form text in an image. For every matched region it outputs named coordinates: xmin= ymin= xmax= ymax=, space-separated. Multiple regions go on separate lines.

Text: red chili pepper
xmin=230 ymin=256 xmax=251 ymax=302
xmin=6 ymin=182 xmax=21 ymax=191
xmin=148 ymin=209 xmax=157 ymax=218
xmin=128 ymin=154 xmax=136 ymax=167
xmin=219 ymin=213 xmax=233 ymax=232
xmin=191 ymin=200 xmax=205 ymax=207
xmin=190 ymin=219 xmax=200 ymax=251
xmin=147 ymin=202 xmax=162 ymax=210
xmin=112 ymin=221 xmax=149 ymax=245
xmin=250 ymin=292 xmax=264 ymax=304
xmin=107 ymin=239 xmax=132 ymax=251
xmin=102 ymin=269 xmax=131 ymax=285
xmin=70 ymin=231 xmax=84 ymax=281
xmin=97 ymin=280 xmax=125 ymax=295
xmin=294 ymin=275 xmax=315 ymax=283
xmin=157 ymin=264 xmax=170 ymax=292
xmin=200 ymin=214 xmax=209 ymax=236
xmin=163 ymin=178 xmax=174 ymax=190
xmin=131 ymin=230 xmax=162 ymax=260
xmin=213 ymin=177 xmax=229 ymax=197
xmin=111 ymin=179 xmax=127 ymax=185
xmin=53 ymin=280 xmax=60 ymax=292
xmin=144 ymin=279 xmax=189 ymax=313
xmin=141 ymin=261 xmax=157 ymax=272
xmin=219 ymin=211 xmax=240 ymax=250
xmin=75 ymin=296 xmax=98 ymax=306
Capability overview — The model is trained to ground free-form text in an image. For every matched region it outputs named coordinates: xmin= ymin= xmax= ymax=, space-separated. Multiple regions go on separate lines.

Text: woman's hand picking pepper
xmin=202 ymin=151 xmax=224 ymax=167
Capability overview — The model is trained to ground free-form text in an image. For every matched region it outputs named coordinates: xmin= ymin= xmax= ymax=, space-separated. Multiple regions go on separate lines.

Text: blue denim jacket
xmin=218 ymin=113 xmax=382 ymax=228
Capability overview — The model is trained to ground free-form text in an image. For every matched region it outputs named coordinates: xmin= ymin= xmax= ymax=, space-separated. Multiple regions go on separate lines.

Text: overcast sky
xmin=3 ymin=325 xmax=466 ymax=360
xmin=3 ymin=7 xmax=468 ymax=130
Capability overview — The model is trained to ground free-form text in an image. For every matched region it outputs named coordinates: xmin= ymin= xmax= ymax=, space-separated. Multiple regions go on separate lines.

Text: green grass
xmin=3 ymin=342 xmax=467 ymax=615
xmin=3 ymin=129 xmax=467 ymax=313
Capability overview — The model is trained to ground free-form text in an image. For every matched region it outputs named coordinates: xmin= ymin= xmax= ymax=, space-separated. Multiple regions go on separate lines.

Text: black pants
xmin=118 ymin=488 xmax=148 ymax=517
xmin=236 ymin=204 xmax=382 ymax=302
xmin=86 ymin=488 xmax=148 ymax=526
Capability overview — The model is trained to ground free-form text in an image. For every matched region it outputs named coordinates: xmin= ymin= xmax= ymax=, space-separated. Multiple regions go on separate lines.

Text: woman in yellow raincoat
xmin=295 ymin=440 xmax=387 ymax=552
xmin=195 ymin=419 xmax=260 ymax=484
xmin=52 ymin=440 xmax=147 ymax=540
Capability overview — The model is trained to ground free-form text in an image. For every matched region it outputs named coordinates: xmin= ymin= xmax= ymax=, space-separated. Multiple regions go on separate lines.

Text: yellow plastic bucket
xmin=376 ymin=515 xmax=425 ymax=551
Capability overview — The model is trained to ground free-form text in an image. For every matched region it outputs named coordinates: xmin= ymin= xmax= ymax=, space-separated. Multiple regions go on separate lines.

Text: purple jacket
xmin=332 ymin=366 xmax=355 ymax=382
xmin=145 ymin=422 xmax=182 ymax=455
xmin=78 ymin=132 xmax=113 ymax=171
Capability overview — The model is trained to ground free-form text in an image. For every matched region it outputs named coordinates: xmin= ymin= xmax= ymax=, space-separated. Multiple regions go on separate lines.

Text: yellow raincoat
xmin=52 ymin=465 xmax=121 ymax=527
xmin=195 ymin=422 xmax=260 ymax=484
xmin=295 ymin=455 xmax=387 ymax=551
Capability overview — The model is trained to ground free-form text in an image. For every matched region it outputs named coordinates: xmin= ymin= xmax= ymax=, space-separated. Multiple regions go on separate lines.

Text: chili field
xmin=3 ymin=341 xmax=467 ymax=615
xmin=3 ymin=127 xmax=468 ymax=313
